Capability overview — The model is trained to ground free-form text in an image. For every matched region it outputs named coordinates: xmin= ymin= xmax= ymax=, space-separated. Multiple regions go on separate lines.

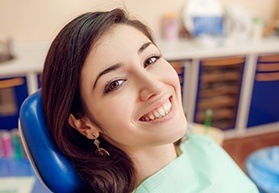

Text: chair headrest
xmin=19 ymin=90 xmax=84 ymax=193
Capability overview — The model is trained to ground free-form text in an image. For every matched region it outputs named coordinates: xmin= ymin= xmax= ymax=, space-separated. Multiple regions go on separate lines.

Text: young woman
xmin=42 ymin=8 xmax=259 ymax=193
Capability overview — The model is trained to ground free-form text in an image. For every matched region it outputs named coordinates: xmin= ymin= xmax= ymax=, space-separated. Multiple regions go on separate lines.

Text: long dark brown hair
xmin=42 ymin=8 xmax=154 ymax=193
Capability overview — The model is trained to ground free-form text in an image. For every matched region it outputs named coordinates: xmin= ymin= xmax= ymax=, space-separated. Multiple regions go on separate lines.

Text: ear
xmin=68 ymin=114 xmax=99 ymax=140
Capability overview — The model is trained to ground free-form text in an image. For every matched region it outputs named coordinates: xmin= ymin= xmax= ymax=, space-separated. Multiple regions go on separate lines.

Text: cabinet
xmin=0 ymin=77 xmax=28 ymax=130
xmin=0 ymin=42 xmax=47 ymax=130
xmin=247 ymin=53 xmax=279 ymax=127
xmin=194 ymin=56 xmax=245 ymax=130
xmin=158 ymin=37 xmax=279 ymax=138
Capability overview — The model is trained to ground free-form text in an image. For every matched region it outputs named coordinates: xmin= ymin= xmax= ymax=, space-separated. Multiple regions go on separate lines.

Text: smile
xmin=140 ymin=99 xmax=172 ymax=122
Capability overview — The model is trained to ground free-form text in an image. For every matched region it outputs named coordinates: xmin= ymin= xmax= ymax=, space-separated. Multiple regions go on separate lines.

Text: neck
xmin=129 ymin=143 xmax=178 ymax=186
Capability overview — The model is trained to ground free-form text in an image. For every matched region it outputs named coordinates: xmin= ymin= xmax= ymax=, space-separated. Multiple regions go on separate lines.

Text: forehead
xmin=81 ymin=24 xmax=151 ymax=81
xmin=93 ymin=24 xmax=149 ymax=53
xmin=84 ymin=24 xmax=150 ymax=67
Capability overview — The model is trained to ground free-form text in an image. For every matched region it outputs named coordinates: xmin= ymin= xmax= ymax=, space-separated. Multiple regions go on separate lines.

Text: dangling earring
xmin=92 ymin=134 xmax=110 ymax=158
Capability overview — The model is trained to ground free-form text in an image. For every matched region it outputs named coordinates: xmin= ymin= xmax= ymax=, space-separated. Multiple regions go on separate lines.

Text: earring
xmin=92 ymin=134 xmax=110 ymax=158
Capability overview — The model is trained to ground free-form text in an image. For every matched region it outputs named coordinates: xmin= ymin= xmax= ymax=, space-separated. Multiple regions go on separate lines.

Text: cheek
xmin=97 ymin=108 xmax=136 ymax=146
xmin=92 ymin=95 xmax=135 ymax=134
xmin=162 ymin=64 xmax=181 ymax=90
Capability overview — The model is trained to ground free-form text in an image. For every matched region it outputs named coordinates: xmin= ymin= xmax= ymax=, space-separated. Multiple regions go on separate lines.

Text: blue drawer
xmin=247 ymin=54 xmax=279 ymax=127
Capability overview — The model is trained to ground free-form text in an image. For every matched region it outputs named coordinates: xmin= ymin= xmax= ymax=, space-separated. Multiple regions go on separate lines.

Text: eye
xmin=144 ymin=54 xmax=162 ymax=68
xmin=103 ymin=79 xmax=126 ymax=94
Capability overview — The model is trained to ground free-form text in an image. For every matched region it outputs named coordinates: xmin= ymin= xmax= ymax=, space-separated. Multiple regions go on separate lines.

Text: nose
xmin=138 ymin=72 xmax=165 ymax=101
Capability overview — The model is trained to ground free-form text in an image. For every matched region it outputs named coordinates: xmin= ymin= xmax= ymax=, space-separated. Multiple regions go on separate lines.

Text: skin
xmin=69 ymin=24 xmax=187 ymax=184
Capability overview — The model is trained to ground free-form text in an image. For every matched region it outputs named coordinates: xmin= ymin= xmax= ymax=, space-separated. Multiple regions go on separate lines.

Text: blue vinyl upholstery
xmin=19 ymin=90 xmax=84 ymax=193
xmin=246 ymin=146 xmax=279 ymax=193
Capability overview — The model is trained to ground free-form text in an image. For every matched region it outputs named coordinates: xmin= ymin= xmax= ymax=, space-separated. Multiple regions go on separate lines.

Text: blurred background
xmin=0 ymin=0 xmax=279 ymax=192
xmin=0 ymin=0 xmax=279 ymax=42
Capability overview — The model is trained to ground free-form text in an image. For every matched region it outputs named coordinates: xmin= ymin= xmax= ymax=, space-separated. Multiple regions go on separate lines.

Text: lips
xmin=140 ymin=99 xmax=172 ymax=122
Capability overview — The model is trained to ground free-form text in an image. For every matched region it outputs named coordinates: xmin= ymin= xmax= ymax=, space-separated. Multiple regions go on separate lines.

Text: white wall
xmin=0 ymin=0 xmax=277 ymax=43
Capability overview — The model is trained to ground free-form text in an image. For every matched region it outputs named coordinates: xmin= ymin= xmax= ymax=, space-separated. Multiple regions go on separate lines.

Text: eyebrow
xmin=92 ymin=41 xmax=153 ymax=90
xmin=92 ymin=63 xmax=123 ymax=89
xmin=138 ymin=42 xmax=152 ymax=54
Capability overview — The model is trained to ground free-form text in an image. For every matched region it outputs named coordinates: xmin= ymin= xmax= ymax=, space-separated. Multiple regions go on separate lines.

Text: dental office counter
xmin=1 ymin=37 xmax=279 ymax=138
xmin=157 ymin=37 xmax=279 ymax=139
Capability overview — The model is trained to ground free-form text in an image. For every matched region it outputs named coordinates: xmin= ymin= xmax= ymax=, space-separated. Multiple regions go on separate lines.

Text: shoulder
xmin=179 ymin=134 xmax=237 ymax=171
xmin=184 ymin=133 xmax=239 ymax=162
xmin=179 ymin=134 xmax=259 ymax=192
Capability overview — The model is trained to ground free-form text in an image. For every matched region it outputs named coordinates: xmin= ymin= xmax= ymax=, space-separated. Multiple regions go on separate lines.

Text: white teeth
xmin=140 ymin=99 xmax=172 ymax=122
xmin=149 ymin=114 xmax=155 ymax=120
xmin=158 ymin=108 xmax=165 ymax=116
xmin=164 ymin=102 xmax=171 ymax=111
xmin=154 ymin=111 xmax=160 ymax=118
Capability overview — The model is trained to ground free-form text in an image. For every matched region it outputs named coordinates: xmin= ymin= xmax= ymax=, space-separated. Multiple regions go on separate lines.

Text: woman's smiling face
xmin=80 ymin=24 xmax=187 ymax=152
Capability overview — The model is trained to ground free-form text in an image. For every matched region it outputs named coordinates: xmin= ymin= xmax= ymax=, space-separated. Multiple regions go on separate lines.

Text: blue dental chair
xmin=246 ymin=146 xmax=279 ymax=193
xmin=19 ymin=90 xmax=84 ymax=193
